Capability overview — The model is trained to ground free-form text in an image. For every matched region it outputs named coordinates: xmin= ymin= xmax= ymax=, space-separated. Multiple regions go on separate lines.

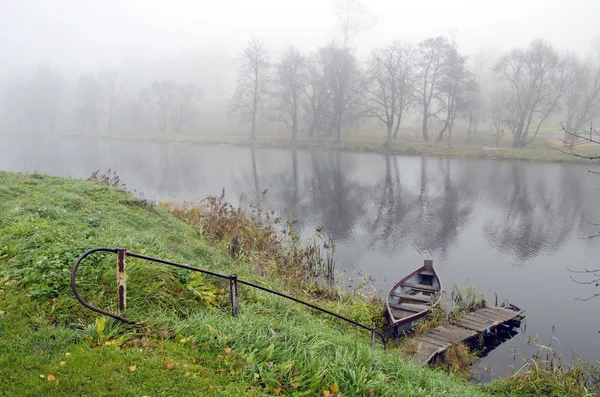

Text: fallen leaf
xmin=224 ymin=347 xmax=231 ymax=354
xmin=209 ymin=385 xmax=214 ymax=389
xmin=185 ymin=372 xmax=191 ymax=377
xmin=323 ymin=391 xmax=330 ymax=397
xmin=65 ymin=352 xmax=71 ymax=357
xmin=292 ymin=369 xmax=300 ymax=376
xmin=39 ymin=375 xmax=45 ymax=379
xmin=291 ymin=381 xmax=300 ymax=389
xmin=329 ymin=383 xmax=339 ymax=393
xmin=166 ymin=362 xmax=175 ymax=370
xmin=230 ymin=370 xmax=235 ymax=375
xmin=54 ymin=380 xmax=59 ymax=386
xmin=59 ymin=361 xmax=66 ymax=366
xmin=273 ymin=387 xmax=281 ymax=395
xmin=47 ymin=374 xmax=56 ymax=382
xmin=129 ymin=365 xmax=136 ymax=372
xmin=80 ymin=348 xmax=85 ymax=353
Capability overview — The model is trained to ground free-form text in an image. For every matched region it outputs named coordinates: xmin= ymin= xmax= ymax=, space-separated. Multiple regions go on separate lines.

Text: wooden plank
xmin=420 ymin=331 xmax=453 ymax=344
xmin=389 ymin=303 xmax=429 ymax=313
xmin=458 ymin=314 xmax=494 ymax=327
xmin=401 ymin=282 xmax=439 ymax=292
xmin=451 ymin=318 xmax=488 ymax=332
xmin=429 ymin=327 xmax=475 ymax=343
xmin=418 ymin=270 xmax=435 ymax=276
xmin=438 ymin=324 xmax=478 ymax=339
xmin=414 ymin=335 xmax=451 ymax=348
xmin=484 ymin=306 xmax=521 ymax=318
xmin=472 ymin=309 xmax=508 ymax=322
xmin=468 ymin=311 xmax=501 ymax=323
xmin=391 ymin=293 xmax=432 ymax=303
xmin=412 ymin=342 xmax=442 ymax=364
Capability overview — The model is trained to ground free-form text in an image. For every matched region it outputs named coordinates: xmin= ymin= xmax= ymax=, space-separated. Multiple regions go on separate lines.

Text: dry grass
xmin=432 ymin=343 xmax=479 ymax=379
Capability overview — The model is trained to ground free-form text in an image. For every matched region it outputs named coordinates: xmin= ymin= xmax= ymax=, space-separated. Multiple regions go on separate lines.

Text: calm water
xmin=2 ymin=135 xmax=600 ymax=380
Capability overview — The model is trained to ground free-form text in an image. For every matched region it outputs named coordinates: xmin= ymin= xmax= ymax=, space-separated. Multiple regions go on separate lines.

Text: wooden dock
xmin=411 ymin=305 xmax=525 ymax=364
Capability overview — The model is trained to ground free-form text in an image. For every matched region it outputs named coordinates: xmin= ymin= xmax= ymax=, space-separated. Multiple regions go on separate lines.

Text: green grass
xmin=0 ymin=171 xmax=493 ymax=396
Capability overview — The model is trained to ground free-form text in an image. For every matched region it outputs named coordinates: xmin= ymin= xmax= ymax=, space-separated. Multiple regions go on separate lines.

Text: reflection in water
xmin=2 ymin=136 xmax=600 ymax=378
xmin=482 ymin=163 xmax=583 ymax=263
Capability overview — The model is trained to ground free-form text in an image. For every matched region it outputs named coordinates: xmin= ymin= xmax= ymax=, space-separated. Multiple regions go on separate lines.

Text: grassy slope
xmin=0 ymin=171 xmax=490 ymax=397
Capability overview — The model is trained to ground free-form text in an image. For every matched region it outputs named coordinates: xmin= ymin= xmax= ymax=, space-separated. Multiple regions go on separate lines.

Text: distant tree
xmin=322 ymin=43 xmax=364 ymax=143
xmin=171 ymin=83 xmax=199 ymax=134
xmin=230 ymin=38 xmax=270 ymax=140
xmin=435 ymin=36 xmax=472 ymax=145
xmin=332 ymin=0 xmax=377 ymax=47
xmin=561 ymin=56 xmax=600 ymax=141
xmin=494 ymin=39 xmax=575 ymax=147
xmin=488 ymin=88 xmax=510 ymax=147
xmin=140 ymin=80 xmax=198 ymax=134
xmin=75 ymin=73 xmax=102 ymax=134
xmin=140 ymin=80 xmax=176 ymax=134
xmin=303 ymin=50 xmax=332 ymax=137
xmin=274 ymin=46 xmax=307 ymax=140
xmin=366 ymin=41 xmax=414 ymax=147
xmin=27 ymin=65 xmax=65 ymax=133
xmin=415 ymin=37 xmax=451 ymax=142
xmin=98 ymin=70 xmax=121 ymax=133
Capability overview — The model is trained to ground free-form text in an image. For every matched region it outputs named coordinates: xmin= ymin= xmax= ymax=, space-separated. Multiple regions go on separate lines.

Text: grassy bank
xmin=0 ymin=171 xmax=596 ymax=396
xmin=88 ymin=133 xmax=600 ymax=163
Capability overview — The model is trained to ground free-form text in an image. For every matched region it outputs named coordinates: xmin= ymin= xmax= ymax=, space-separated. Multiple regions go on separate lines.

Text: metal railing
xmin=71 ymin=247 xmax=386 ymax=349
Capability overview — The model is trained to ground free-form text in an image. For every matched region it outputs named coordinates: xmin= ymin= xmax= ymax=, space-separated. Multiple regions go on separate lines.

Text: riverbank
xmin=99 ymin=133 xmax=600 ymax=163
xmin=0 ymin=171 xmax=595 ymax=396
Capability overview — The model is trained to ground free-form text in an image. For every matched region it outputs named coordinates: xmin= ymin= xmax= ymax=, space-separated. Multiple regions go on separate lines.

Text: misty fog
xmin=2 ymin=0 xmax=600 ymax=143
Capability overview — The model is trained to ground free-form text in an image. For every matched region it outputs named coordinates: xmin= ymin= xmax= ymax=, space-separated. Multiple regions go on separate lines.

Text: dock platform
xmin=411 ymin=305 xmax=525 ymax=364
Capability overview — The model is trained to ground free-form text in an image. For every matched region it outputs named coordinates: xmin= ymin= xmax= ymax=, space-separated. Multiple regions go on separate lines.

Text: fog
xmin=1 ymin=0 xmax=600 ymax=142
xmin=2 ymin=0 xmax=598 ymax=74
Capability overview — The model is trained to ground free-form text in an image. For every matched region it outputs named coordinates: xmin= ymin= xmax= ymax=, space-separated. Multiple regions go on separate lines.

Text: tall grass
xmin=162 ymin=188 xmax=338 ymax=297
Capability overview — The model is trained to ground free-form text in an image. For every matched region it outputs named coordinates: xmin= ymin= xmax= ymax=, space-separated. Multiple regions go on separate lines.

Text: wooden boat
xmin=386 ymin=259 xmax=442 ymax=336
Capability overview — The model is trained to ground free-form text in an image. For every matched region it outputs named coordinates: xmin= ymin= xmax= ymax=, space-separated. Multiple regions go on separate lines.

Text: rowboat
xmin=386 ymin=259 xmax=442 ymax=336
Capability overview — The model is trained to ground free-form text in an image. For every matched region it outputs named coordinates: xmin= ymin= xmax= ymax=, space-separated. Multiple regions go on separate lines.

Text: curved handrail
xmin=71 ymin=247 xmax=386 ymax=349
xmin=70 ymin=247 xmax=135 ymax=324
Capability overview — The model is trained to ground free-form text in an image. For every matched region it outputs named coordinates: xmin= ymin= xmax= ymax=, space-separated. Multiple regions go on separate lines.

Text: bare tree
xmin=494 ymin=39 xmax=575 ymax=147
xmin=332 ymin=0 xmax=377 ymax=47
xmin=435 ymin=36 xmax=472 ymax=145
xmin=75 ymin=73 xmax=102 ymax=134
xmin=562 ymin=56 xmax=600 ymax=141
xmin=303 ymin=50 xmax=332 ymax=137
xmin=274 ymin=46 xmax=307 ymax=140
xmin=323 ymin=43 xmax=364 ymax=143
xmin=366 ymin=41 xmax=414 ymax=147
xmin=488 ymin=88 xmax=510 ymax=147
xmin=98 ymin=70 xmax=120 ymax=133
xmin=171 ymin=83 xmax=199 ymax=134
xmin=28 ymin=65 xmax=65 ymax=133
xmin=415 ymin=37 xmax=450 ymax=141
xmin=140 ymin=80 xmax=176 ymax=134
xmin=230 ymin=38 xmax=270 ymax=140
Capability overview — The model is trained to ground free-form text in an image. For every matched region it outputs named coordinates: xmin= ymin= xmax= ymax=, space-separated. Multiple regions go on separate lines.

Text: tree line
xmin=231 ymin=34 xmax=600 ymax=148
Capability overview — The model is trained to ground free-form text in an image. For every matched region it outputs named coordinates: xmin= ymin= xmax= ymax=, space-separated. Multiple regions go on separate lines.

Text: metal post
xmin=117 ymin=249 xmax=126 ymax=312
xmin=230 ymin=274 xmax=239 ymax=317
xmin=370 ymin=329 xmax=376 ymax=348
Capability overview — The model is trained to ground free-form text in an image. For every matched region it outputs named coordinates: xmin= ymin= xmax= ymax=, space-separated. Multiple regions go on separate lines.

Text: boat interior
xmin=389 ymin=262 xmax=440 ymax=322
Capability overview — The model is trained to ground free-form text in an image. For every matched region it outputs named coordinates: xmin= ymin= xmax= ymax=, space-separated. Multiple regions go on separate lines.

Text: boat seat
xmin=418 ymin=270 xmax=435 ymax=276
xmin=389 ymin=302 xmax=429 ymax=312
xmin=401 ymin=282 xmax=439 ymax=292
xmin=391 ymin=293 xmax=432 ymax=303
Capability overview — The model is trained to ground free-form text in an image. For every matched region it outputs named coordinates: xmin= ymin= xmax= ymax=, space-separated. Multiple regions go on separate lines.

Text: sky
xmin=1 ymin=0 xmax=599 ymax=76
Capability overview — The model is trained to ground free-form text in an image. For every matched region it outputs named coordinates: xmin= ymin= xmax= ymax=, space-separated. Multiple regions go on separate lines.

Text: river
xmin=2 ymin=134 xmax=600 ymax=381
